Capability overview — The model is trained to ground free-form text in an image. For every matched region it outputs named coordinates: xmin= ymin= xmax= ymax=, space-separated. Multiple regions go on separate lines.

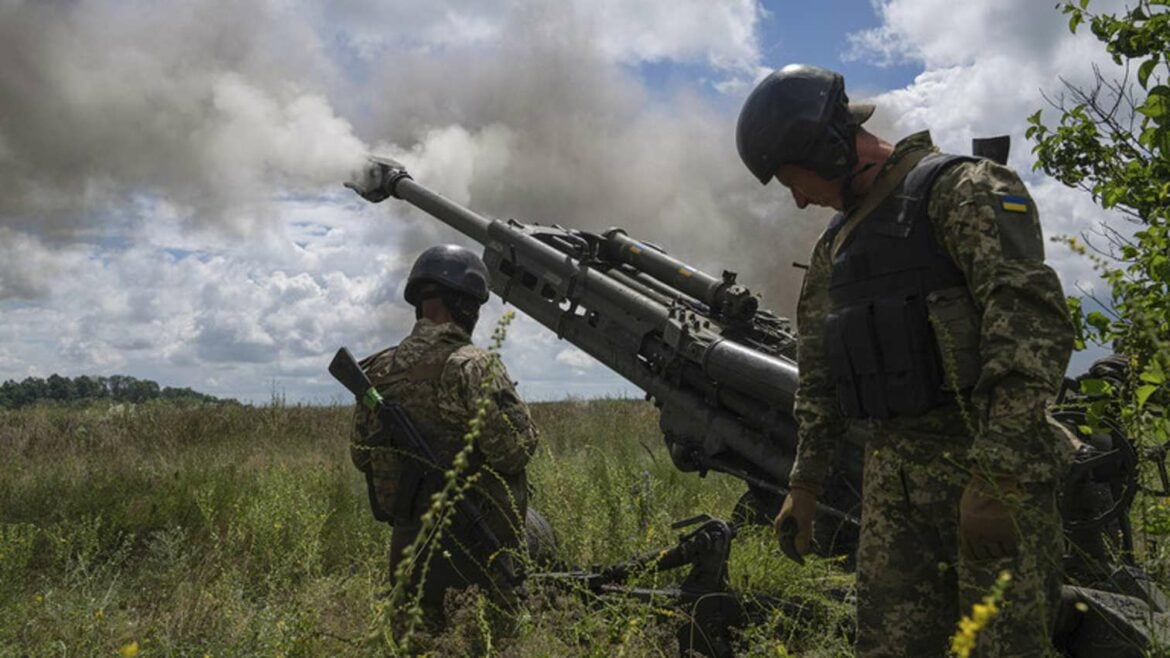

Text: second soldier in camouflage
xmin=350 ymin=245 xmax=538 ymax=630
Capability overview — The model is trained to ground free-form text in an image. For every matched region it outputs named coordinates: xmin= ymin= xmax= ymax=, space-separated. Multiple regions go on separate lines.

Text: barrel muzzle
xmin=344 ymin=154 xmax=412 ymax=203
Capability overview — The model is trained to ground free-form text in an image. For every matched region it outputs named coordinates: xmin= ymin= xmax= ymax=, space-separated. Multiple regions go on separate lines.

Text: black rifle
xmin=328 ymin=346 xmax=523 ymax=586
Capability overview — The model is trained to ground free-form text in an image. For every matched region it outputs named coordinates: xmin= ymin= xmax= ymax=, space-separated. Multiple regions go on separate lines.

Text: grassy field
xmin=0 ymin=400 xmax=852 ymax=657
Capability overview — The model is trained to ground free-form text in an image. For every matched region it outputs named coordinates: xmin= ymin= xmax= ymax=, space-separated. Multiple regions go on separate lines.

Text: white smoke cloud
xmin=0 ymin=0 xmax=783 ymax=401
xmin=0 ymin=0 xmax=367 ymax=235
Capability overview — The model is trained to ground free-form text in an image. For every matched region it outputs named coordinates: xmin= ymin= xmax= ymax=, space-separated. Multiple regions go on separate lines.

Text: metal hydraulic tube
xmin=602 ymin=229 xmax=759 ymax=320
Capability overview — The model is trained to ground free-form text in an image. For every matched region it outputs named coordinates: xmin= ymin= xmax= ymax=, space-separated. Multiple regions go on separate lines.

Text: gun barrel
xmin=394 ymin=177 xmax=492 ymax=244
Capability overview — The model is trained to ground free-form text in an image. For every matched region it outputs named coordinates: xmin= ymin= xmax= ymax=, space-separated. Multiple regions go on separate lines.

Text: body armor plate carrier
xmin=824 ymin=153 xmax=981 ymax=419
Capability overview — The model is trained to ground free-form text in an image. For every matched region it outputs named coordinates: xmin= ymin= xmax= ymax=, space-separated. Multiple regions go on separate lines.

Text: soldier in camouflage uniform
xmin=350 ymin=244 xmax=538 ymax=628
xmin=737 ymin=65 xmax=1074 ymax=656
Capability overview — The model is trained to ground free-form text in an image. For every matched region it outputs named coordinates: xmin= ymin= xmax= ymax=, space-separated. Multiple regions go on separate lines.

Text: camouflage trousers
xmin=854 ymin=426 xmax=1064 ymax=657
xmin=388 ymin=519 xmax=523 ymax=631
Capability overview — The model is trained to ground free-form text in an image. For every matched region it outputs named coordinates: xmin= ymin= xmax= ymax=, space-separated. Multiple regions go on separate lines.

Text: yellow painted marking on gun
xmin=678 ymin=266 xmax=695 ymax=278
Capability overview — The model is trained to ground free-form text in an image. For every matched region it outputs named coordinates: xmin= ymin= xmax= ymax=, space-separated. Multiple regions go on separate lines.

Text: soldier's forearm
xmin=968 ymin=378 xmax=1065 ymax=480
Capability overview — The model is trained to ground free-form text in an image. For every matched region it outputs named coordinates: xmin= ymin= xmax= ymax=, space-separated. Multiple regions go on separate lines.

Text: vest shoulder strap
xmin=882 ymin=153 xmax=978 ymax=238
xmin=829 ymin=148 xmax=932 ymax=258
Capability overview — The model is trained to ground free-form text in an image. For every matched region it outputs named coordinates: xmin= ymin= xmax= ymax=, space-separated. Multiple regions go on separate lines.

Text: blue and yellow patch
xmin=1000 ymin=195 xmax=1029 ymax=213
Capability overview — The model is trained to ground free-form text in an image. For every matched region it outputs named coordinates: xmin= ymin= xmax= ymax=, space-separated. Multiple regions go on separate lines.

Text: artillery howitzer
xmin=346 ymin=156 xmax=863 ymax=544
xmin=345 ymin=156 xmax=1169 ymax=655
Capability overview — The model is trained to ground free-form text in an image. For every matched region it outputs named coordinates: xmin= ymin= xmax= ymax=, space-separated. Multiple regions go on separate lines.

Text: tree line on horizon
xmin=0 ymin=373 xmax=235 ymax=409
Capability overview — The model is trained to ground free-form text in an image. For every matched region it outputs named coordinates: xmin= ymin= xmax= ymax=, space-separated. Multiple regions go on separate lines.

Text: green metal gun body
xmin=328 ymin=346 xmax=523 ymax=586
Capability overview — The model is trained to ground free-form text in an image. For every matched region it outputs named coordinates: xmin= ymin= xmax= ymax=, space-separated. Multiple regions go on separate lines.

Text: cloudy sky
xmin=0 ymin=0 xmax=1133 ymax=403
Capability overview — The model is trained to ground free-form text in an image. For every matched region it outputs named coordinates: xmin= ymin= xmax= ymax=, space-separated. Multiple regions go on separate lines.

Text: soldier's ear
xmin=419 ymin=297 xmax=447 ymax=316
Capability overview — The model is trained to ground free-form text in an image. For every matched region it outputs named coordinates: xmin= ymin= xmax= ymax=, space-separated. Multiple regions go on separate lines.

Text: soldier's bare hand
xmin=775 ymin=483 xmax=818 ymax=562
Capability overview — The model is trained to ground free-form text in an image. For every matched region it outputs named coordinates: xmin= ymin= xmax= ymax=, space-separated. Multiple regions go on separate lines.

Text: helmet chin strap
xmin=840 ymin=161 xmax=876 ymax=211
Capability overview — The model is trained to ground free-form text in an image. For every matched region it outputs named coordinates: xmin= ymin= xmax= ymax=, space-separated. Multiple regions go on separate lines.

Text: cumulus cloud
xmin=319 ymin=0 xmax=763 ymax=74
xmin=848 ymin=0 xmax=1134 ymax=156
xmin=1 ymin=199 xmax=408 ymax=401
xmin=0 ymin=229 xmax=73 ymax=299
xmin=555 ymin=348 xmax=599 ymax=369
xmin=845 ymin=0 xmax=1078 ymax=68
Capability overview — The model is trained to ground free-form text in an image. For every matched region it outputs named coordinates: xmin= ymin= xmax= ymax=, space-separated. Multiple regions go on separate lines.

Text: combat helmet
xmin=736 ymin=64 xmax=875 ymax=184
xmin=404 ymin=244 xmax=491 ymax=306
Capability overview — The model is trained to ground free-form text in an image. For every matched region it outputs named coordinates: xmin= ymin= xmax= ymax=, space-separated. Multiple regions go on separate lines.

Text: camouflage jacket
xmin=789 ymin=132 xmax=1074 ymax=486
xmin=351 ymin=319 xmax=538 ymax=539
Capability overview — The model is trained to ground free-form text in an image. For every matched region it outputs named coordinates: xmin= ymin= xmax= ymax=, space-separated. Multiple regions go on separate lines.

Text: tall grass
xmin=0 ymin=399 xmax=849 ymax=656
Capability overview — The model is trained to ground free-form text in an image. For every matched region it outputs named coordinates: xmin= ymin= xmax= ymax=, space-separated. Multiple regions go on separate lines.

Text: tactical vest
xmin=373 ymin=341 xmax=472 ymax=524
xmin=823 ymin=152 xmax=983 ymax=420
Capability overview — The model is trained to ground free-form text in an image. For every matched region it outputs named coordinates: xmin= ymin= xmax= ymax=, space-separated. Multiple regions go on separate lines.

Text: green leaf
xmin=1157 ymin=417 xmax=1170 ymax=442
xmin=1086 ymin=310 xmax=1112 ymax=333
xmin=1136 ymin=384 xmax=1159 ymax=408
xmin=1139 ymin=126 xmax=1160 ymax=148
xmin=1141 ymin=85 xmax=1170 ymax=123
xmin=1139 ymin=57 xmax=1159 ymax=88
xmin=1087 ymin=399 xmax=1110 ymax=424
xmin=1079 ymin=378 xmax=1112 ymax=396
xmin=1140 ymin=361 xmax=1166 ymax=384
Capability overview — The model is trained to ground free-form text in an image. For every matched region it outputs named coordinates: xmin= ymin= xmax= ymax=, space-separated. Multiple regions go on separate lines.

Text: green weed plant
xmin=0 ymin=385 xmax=855 ymax=655
xmin=1 ymin=316 xmax=853 ymax=656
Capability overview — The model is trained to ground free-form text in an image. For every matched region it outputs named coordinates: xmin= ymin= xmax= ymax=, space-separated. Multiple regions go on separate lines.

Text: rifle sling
xmin=366 ymin=472 xmax=391 ymax=523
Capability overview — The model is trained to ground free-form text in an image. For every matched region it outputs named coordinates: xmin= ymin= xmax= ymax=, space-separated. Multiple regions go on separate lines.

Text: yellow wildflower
xmin=119 ymin=641 xmax=140 ymax=657
xmin=950 ymin=571 xmax=1011 ymax=657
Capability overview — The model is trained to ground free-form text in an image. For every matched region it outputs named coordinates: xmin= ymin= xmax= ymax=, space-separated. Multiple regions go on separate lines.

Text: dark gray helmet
xmin=736 ymin=64 xmax=874 ymax=184
xmin=403 ymin=244 xmax=490 ymax=306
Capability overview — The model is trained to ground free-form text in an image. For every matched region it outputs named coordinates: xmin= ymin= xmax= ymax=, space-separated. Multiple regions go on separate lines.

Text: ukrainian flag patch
xmin=1000 ymin=195 xmax=1029 ymax=213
